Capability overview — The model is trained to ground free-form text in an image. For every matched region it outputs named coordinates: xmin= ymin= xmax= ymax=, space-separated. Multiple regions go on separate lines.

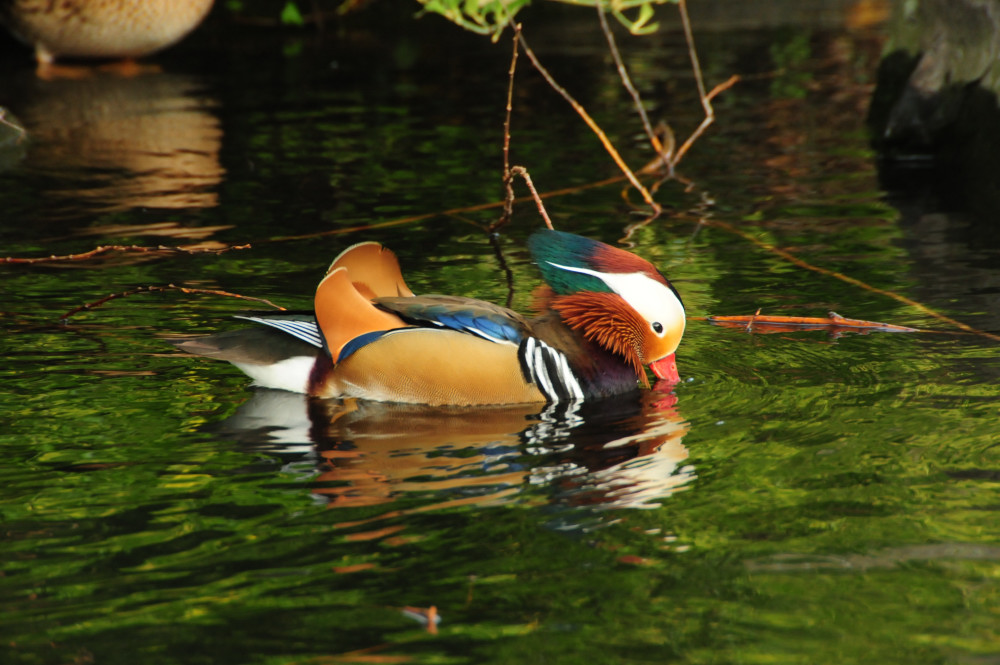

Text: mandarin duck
xmin=0 ymin=0 xmax=214 ymax=64
xmin=172 ymin=230 xmax=685 ymax=406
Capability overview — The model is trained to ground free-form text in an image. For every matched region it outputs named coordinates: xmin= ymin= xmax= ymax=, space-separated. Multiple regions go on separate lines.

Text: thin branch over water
xmin=516 ymin=28 xmax=661 ymax=217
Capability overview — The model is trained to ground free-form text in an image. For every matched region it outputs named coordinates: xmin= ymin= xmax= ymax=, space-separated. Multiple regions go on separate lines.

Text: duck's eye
xmin=652 ymin=321 xmax=664 ymax=334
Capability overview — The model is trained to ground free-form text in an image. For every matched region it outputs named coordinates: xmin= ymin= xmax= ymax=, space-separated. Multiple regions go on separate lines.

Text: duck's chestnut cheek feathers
xmin=549 ymin=292 xmax=648 ymax=377
xmin=543 ymin=262 xmax=685 ymax=358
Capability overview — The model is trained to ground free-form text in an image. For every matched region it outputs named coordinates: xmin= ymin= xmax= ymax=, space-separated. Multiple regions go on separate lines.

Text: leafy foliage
xmin=416 ymin=0 xmax=676 ymax=39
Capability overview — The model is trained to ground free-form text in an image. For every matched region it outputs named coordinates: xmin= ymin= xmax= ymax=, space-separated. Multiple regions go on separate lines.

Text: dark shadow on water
xmin=869 ymin=1 xmax=1000 ymax=341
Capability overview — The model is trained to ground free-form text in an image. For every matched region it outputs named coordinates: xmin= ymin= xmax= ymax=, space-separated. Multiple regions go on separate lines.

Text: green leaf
xmin=613 ymin=3 xmax=660 ymax=35
xmin=280 ymin=1 xmax=305 ymax=26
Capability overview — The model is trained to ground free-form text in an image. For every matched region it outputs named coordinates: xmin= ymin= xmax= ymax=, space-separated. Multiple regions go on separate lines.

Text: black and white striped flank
xmin=518 ymin=337 xmax=584 ymax=402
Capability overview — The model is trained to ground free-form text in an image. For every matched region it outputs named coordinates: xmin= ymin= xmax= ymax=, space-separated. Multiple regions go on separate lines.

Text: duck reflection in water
xmin=213 ymin=381 xmax=693 ymax=527
xmin=1 ymin=68 xmax=223 ymax=216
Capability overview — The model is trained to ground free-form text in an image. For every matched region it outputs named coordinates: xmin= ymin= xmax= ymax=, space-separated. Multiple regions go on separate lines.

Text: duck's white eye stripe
xmin=546 ymin=261 xmax=685 ymax=329
xmin=546 ymin=261 xmax=605 ymax=281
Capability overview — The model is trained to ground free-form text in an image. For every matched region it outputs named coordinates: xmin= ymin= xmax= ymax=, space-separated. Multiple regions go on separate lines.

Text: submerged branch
xmin=702 ymin=311 xmax=920 ymax=335
xmin=270 ymin=175 xmax=631 ymax=243
xmin=60 ymin=285 xmax=286 ymax=322
xmin=3 ymin=243 xmax=251 ymax=265
xmin=703 ymin=218 xmax=1000 ymax=342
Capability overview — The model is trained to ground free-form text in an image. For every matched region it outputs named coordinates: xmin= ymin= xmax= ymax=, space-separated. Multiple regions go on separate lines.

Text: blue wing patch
xmin=376 ymin=297 xmax=527 ymax=344
xmin=338 ymin=330 xmax=392 ymax=362
xmin=473 ymin=316 xmax=522 ymax=342
xmin=431 ymin=311 xmax=522 ymax=343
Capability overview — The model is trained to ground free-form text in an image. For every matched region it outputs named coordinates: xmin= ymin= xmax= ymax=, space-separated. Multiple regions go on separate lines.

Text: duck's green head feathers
xmin=528 ymin=229 xmax=677 ymax=299
xmin=528 ymin=230 xmax=615 ymax=295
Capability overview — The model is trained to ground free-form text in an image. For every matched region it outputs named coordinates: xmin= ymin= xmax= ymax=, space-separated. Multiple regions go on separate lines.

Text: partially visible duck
xmin=0 ymin=0 xmax=214 ymax=64
xmin=173 ymin=229 xmax=686 ymax=406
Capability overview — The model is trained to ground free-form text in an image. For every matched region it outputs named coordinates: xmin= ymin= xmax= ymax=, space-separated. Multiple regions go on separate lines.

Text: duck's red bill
xmin=650 ymin=353 xmax=680 ymax=383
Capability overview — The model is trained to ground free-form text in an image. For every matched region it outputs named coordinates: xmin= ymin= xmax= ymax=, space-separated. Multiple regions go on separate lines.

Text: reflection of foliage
xmin=416 ymin=0 xmax=673 ymax=38
xmin=770 ymin=31 xmax=813 ymax=100
xmin=280 ymin=1 xmax=305 ymax=25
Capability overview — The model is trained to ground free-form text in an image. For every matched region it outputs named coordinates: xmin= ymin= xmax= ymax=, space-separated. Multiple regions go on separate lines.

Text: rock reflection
xmin=7 ymin=69 xmax=222 ymax=213
xmin=214 ymin=384 xmax=693 ymax=525
xmin=869 ymin=0 xmax=1000 ymax=339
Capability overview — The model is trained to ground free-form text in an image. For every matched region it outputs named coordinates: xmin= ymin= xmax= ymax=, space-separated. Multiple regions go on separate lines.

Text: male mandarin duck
xmin=0 ymin=0 xmax=214 ymax=64
xmin=173 ymin=230 xmax=685 ymax=406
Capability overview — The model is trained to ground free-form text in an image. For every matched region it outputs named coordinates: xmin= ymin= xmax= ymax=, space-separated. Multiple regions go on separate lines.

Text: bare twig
xmin=509 ymin=166 xmax=555 ymax=230
xmin=669 ymin=0 xmax=739 ymax=168
xmin=4 ymin=244 xmax=250 ymax=265
xmin=502 ymin=24 xmax=520 ymax=184
xmin=705 ymin=74 xmax=741 ymax=104
xmin=60 ymin=284 xmax=285 ymax=322
xmin=596 ymin=4 xmax=669 ymax=169
xmin=517 ymin=29 xmax=661 ymax=217
xmin=677 ymin=74 xmax=739 ymax=167
xmin=492 ymin=23 xmax=522 ymax=233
